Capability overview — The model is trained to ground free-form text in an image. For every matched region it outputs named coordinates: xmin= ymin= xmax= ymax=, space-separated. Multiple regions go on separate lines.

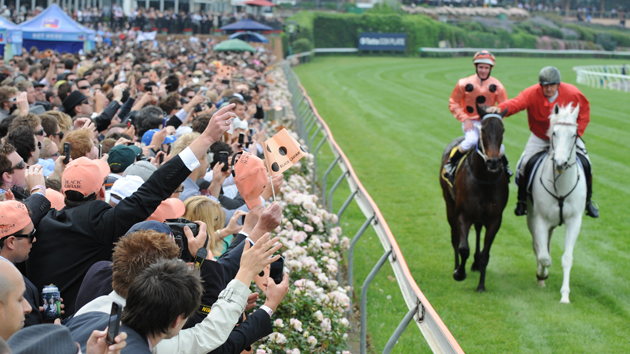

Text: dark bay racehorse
xmin=439 ymin=105 xmax=509 ymax=292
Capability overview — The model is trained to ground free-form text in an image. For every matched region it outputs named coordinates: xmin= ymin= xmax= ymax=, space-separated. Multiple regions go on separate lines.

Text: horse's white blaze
xmin=528 ymin=103 xmax=586 ymax=303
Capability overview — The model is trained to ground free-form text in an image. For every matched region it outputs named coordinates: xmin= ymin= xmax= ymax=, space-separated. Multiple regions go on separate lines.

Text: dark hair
xmin=0 ymin=143 xmax=16 ymax=179
xmin=57 ymin=82 xmax=72 ymax=102
xmin=40 ymin=114 xmax=59 ymax=137
xmin=0 ymin=116 xmax=16 ymax=138
xmin=64 ymin=58 xmax=75 ymax=70
xmin=159 ymin=92 xmax=180 ymax=116
xmin=63 ymin=190 xmax=97 ymax=209
xmin=135 ymin=105 xmax=164 ymax=138
xmin=180 ymin=87 xmax=194 ymax=98
xmin=45 ymin=178 xmax=61 ymax=192
xmin=228 ymin=98 xmax=244 ymax=107
xmin=191 ymin=114 xmax=211 ymax=134
xmin=122 ymin=259 xmax=202 ymax=338
xmin=164 ymin=74 xmax=179 ymax=93
xmin=6 ymin=126 xmax=35 ymax=162
xmin=105 ymin=132 xmax=132 ymax=141
xmin=45 ymin=86 xmax=58 ymax=102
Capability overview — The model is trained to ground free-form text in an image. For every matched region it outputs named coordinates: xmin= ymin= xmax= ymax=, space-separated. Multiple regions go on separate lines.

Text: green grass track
xmin=294 ymin=56 xmax=630 ymax=354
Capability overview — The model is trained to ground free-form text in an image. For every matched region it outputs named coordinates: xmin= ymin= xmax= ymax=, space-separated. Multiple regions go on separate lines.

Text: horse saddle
xmin=442 ymin=146 xmax=471 ymax=199
xmin=518 ymin=150 xmax=548 ymax=196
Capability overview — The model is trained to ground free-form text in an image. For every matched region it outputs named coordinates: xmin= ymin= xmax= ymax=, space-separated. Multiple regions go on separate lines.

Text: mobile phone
xmin=221 ymin=79 xmax=230 ymax=85
xmin=238 ymin=133 xmax=245 ymax=144
xmin=106 ymin=302 xmax=122 ymax=345
xmin=98 ymin=143 xmax=102 ymax=159
xmin=127 ymin=121 xmax=131 ymax=128
xmin=240 ymin=214 xmax=246 ymax=225
xmin=269 ymin=256 xmax=285 ymax=285
xmin=157 ymin=152 xmax=164 ymax=165
xmin=62 ymin=143 xmax=71 ymax=164
xmin=219 ymin=151 xmax=229 ymax=172
xmin=162 ymin=117 xmax=167 ymax=128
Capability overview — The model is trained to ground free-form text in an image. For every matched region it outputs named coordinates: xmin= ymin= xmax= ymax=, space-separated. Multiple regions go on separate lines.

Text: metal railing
xmin=419 ymin=47 xmax=630 ymax=57
xmin=281 ymin=62 xmax=464 ymax=354
xmin=574 ymin=64 xmax=630 ymax=92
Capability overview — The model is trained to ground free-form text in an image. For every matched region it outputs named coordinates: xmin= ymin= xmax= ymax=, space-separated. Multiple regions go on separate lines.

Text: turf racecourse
xmin=294 ymin=56 xmax=630 ymax=354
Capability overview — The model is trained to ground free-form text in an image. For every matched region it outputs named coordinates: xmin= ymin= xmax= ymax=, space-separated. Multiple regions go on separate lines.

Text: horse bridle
xmin=476 ymin=113 xmax=503 ymax=163
xmin=540 ymin=121 xmax=580 ymax=226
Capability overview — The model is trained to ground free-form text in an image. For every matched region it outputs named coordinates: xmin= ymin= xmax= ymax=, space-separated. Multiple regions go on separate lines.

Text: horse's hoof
xmin=538 ymin=280 xmax=546 ymax=287
xmin=477 ymin=286 xmax=486 ymax=293
xmin=560 ymin=297 xmax=571 ymax=304
xmin=471 ymin=262 xmax=479 ymax=272
xmin=453 ymin=270 xmax=466 ymax=281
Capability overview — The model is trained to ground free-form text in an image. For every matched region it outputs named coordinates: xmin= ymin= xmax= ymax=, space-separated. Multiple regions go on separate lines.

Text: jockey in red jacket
xmin=491 ymin=66 xmax=598 ymax=218
xmin=443 ymin=50 xmax=510 ymax=184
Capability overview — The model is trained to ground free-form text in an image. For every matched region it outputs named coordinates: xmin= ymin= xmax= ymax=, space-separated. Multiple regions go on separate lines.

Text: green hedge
xmin=287 ymin=11 xmax=537 ymax=56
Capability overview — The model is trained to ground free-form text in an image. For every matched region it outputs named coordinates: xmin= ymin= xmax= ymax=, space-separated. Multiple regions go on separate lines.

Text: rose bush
xmin=251 ymin=68 xmax=353 ymax=354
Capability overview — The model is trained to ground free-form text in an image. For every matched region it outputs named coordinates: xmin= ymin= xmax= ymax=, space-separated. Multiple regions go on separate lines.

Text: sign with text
xmin=358 ymin=33 xmax=407 ymax=52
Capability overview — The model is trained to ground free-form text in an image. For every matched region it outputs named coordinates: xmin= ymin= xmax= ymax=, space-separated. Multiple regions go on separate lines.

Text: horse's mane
xmin=547 ymin=103 xmax=576 ymax=139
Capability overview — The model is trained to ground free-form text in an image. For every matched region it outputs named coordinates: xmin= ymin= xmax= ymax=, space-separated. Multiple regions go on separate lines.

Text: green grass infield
xmin=294 ymin=56 xmax=630 ymax=354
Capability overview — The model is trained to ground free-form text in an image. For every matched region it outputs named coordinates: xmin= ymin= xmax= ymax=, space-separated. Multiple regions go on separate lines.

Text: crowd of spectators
xmin=0 ymin=31 xmax=295 ymax=354
xmin=0 ymin=4 xmax=284 ymax=34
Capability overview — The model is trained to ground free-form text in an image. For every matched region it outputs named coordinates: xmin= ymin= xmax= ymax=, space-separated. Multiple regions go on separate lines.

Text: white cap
xmin=110 ymin=175 xmax=144 ymax=205
xmin=175 ymin=125 xmax=193 ymax=137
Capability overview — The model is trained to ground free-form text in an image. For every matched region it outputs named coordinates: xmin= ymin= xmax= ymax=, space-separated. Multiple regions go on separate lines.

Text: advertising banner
xmin=358 ymin=33 xmax=406 ymax=51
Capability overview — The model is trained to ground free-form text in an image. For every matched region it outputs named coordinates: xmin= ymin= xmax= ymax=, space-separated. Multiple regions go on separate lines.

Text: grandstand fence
xmin=281 ymin=61 xmax=464 ymax=354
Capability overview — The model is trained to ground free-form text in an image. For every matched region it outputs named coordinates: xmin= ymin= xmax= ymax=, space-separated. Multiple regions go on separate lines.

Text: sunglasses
xmin=186 ymin=95 xmax=195 ymax=99
xmin=8 ymin=228 xmax=37 ymax=243
xmin=10 ymin=159 xmax=25 ymax=171
xmin=37 ymin=141 xmax=42 ymax=150
xmin=35 ymin=128 xmax=45 ymax=136
xmin=52 ymin=131 xmax=64 ymax=139
xmin=78 ymin=85 xmax=90 ymax=90
xmin=81 ymin=100 xmax=91 ymax=105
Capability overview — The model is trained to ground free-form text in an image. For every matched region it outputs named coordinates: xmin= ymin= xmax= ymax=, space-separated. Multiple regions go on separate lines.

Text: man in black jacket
xmin=26 ymin=103 xmax=237 ymax=317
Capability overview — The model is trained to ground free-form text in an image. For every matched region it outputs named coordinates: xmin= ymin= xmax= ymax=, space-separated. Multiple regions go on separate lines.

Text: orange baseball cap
xmin=45 ymin=189 xmax=65 ymax=210
xmin=62 ymin=157 xmax=111 ymax=197
xmin=233 ymin=152 xmax=267 ymax=209
xmin=0 ymin=201 xmax=31 ymax=238
xmin=147 ymin=198 xmax=186 ymax=223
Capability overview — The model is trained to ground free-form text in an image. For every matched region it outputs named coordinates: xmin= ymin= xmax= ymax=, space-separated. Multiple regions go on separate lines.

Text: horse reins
xmin=540 ymin=121 xmax=580 ymax=226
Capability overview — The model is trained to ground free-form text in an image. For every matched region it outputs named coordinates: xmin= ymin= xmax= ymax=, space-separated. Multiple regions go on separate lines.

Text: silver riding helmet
xmin=539 ymin=66 xmax=561 ymax=85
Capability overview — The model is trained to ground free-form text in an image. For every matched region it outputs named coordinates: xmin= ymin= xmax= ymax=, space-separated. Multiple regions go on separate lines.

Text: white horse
xmin=527 ymin=103 xmax=586 ymax=304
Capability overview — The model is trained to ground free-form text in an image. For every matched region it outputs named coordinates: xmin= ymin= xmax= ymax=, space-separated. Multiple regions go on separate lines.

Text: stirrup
xmin=586 ymin=200 xmax=599 ymax=218
xmin=514 ymin=201 xmax=527 ymax=216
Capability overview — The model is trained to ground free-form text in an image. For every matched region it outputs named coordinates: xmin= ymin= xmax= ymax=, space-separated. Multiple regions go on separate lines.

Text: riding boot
xmin=501 ymin=155 xmax=513 ymax=182
xmin=443 ymin=149 xmax=465 ymax=186
xmin=585 ymin=173 xmax=599 ymax=218
xmin=514 ymin=174 xmax=528 ymax=216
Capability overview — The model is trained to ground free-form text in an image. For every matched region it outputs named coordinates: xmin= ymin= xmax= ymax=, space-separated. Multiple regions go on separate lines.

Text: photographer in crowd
xmin=0 ymin=29 xmax=306 ymax=354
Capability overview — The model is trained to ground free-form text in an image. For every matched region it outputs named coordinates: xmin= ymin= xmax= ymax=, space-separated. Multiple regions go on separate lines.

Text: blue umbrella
xmin=220 ymin=19 xmax=274 ymax=32
xmin=229 ymin=31 xmax=269 ymax=43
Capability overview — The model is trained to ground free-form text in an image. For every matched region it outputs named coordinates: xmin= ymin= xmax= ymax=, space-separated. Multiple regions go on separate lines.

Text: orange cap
xmin=234 ymin=152 xmax=267 ymax=209
xmin=45 ymin=189 xmax=65 ymax=210
xmin=0 ymin=201 xmax=31 ymax=238
xmin=62 ymin=157 xmax=111 ymax=197
xmin=147 ymin=198 xmax=186 ymax=223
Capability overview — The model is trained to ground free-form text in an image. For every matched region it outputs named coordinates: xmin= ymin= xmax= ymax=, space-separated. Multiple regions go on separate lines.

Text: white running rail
xmin=573 ymin=65 xmax=630 ymax=92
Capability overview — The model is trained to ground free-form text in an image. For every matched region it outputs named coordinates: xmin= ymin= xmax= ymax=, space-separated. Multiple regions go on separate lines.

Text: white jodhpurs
xmin=459 ymin=120 xmax=505 ymax=155
xmin=516 ymin=133 xmax=589 ymax=177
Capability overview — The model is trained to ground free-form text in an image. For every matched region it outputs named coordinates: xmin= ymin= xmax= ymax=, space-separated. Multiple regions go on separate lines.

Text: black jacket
xmin=95 ymin=100 xmax=121 ymax=133
xmin=26 ymin=155 xmax=192 ymax=317
xmin=67 ymin=312 xmax=151 ymax=354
